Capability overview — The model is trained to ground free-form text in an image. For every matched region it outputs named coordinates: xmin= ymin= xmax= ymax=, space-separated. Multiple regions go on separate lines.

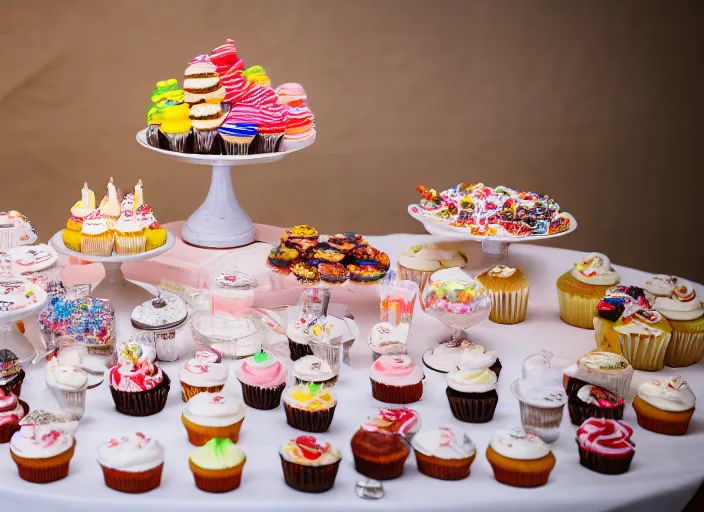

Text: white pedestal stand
xmin=0 ymin=279 xmax=48 ymax=365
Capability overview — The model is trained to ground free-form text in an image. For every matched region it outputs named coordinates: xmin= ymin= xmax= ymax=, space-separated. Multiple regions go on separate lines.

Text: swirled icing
xmin=10 ymin=426 xmax=73 ymax=459
xmin=235 ymin=351 xmax=287 ymax=388
xmin=446 ymin=368 xmax=497 ymax=393
xmin=190 ymin=438 xmax=245 ymax=470
xmin=571 ymin=252 xmax=620 ymax=286
xmin=490 ymin=428 xmax=550 ymax=460
xmin=637 ymin=376 xmax=695 ymax=412
xmin=644 ymin=276 xmax=703 ymax=321
xmin=576 ymin=418 xmax=634 ymax=457
xmin=293 ymin=355 xmax=334 ymax=382
xmin=183 ymin=392 xmax=245 ymax=427
xmin=179 ymin=359 xmax=228 ymax=387
xmin=97 ymin=432 xmax=164 ymax=472
xmin=280 ymin=436 xmax=340 ymax=466
xmin=411 ymin=427 xmax=475 ymax=460
xmin=283 ymin=383 xmax=336 ymax=412
xmin=370 ymin=355 xmax=423 ymax=386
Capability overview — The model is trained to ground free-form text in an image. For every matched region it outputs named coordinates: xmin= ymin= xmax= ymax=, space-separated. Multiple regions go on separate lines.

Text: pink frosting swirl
xmin=221 ymin=70 xmax=252 ymax=104
xmin=372 ymin=355 xmax=416 ymax=378
xmin=189 ymin=53 xmax=212 ymax=65
xmin=238 ymin=86 xmax=278 ymax=107
xmin=109 ymin=361 xmax=164 ymax=392
xmin=225 ymin=105 xmax=262 ymax=125
xmin=210 ymin=39 xmax=245 ymax=76
xmin=235 ymin=352 xmax=287 ymax=388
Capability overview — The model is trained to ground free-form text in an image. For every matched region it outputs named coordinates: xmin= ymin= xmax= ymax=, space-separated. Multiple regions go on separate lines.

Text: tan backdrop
xmin=0 ymin=0 xmax=701 ymax=282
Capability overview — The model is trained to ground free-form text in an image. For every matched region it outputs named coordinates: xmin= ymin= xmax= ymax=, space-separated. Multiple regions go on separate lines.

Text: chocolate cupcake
xmin=370 ymin=355 xmax=424 ymax=404
xmin=280 ymin=436 xmax=341 ymax=493
xmin=576 ymin=418 xmax=635 ymax=475
xmin=234 ymin=350 xmax=287 ymax=410
xmin=350 ymin=428 xmax=410 ymax=480
xmin=0 ymin=390 xmax=29 ymax=443
xmin=568 ymin=384 xmax=624 ymax=425
xmin=445 ymin=368 xmax=498 ymax=423
xmin=0 ymin=349 xmax=25 ymax=397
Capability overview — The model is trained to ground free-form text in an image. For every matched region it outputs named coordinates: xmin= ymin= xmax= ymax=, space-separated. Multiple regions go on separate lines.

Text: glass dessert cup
xmin=191 ymin=312 xmax=264 ymax=359
xmin=423 ymin=294 xmax=492 ymax=344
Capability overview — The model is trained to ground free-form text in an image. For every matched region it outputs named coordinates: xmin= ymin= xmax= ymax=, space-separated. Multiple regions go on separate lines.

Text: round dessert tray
xmin=0 ymin=279 xmax=49 ymax=364
xmin=136 ymin=129 xmax=315 ymax=250
xmin=408 ymin=205 xmax=578 ymax=258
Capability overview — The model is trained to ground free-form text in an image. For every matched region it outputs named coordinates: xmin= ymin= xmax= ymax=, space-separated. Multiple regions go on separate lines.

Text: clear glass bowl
xmin=191 ymin=312 xmax=264 ymax=359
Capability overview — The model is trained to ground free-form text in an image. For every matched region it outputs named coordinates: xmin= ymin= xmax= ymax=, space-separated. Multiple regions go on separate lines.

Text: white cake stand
xmin=0 ymin=279 xmax=48 ymax=364
xmin=136 ymin=129 xmax=315 ymax=249
xmin=408 ymin=204 xmax=578 ymax=259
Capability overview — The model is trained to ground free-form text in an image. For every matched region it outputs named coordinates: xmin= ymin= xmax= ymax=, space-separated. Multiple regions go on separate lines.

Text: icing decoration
xmin=362 ymin=407 xmax=419 ymax=436
xmin=576 ymin=418 xmax=634 ymax=456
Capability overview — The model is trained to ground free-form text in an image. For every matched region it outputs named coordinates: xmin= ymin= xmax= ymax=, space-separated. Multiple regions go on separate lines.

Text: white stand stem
xmin=481 ymin=239 xmax=509 ymax=260
xmin=181 ymin=164 xmax=256 ymax=248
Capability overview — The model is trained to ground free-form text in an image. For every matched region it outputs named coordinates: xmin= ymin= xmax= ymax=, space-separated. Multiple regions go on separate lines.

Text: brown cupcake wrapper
xmin=11 ymin=440 xmax=76 ymax=483
xmin=280 ymin=456 xmax=340 ymax=493
xmin=110 ymin=372 xmax=170 ymax=417
xmin=101 ymin=463 xmax=164 ymax=493
xmin=189 ymin=459 xmax=245 ymax=493
xmin=294 ymin=375 xmax=338 ymax=387
xmin=239 ymin=381 xmax=285 ymax=410
xmin=288 ymin=339 xmax=314 ymax=361
xmin=370 ymin=379 xmax=423 ymax=404
xmin=415 ymin=451 xmax=475 ymax=480
xmin=0 ymin=369 xmax=25 ymax=396
xmin=352 ymin=452 xmax=408 ymax=480
xmin=194 ymin=129 xmax=219 ymax=154
xmin=446 ymin=387 xmax=498 ymax=423
xmin=518 ymin=401 xmax=565 ymax=442
xmin=251 ymin=132 xmax=283 ymax=154
xmin=568 ymin=400 xmax=624 ymax=425
xmin=181 ymin=414 xmax=244 ymax=446
xmin=632 ymin=398 xmax=693 ymax=435
xmin=577 ymin=445 xmax=633 ymax=475
xmin=0 ymin=400 xmax=29 ymax=443
xmin=284 ymin=403 xmax=336 ymax=433
xmin=490 ymin=360 xmax=502 ymax=379
xmin=180 ymin=382 xmax=225 ymax=402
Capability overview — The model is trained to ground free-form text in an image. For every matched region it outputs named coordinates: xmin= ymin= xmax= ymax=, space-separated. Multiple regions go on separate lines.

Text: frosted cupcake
xmin=10 ymin=426 xmax=76 ymax=483
xmin=283 ymin=383 xmax=337 ymax=433
xmin=280 ymin=436 xmax=341 ymax=493
xmin=114 ymin=217 xmax=146 ymax=255
xmin=97 ymin=432 xmax=164 ymax=493
xmin=411 ymin=427 xmax=476 ymax=480
xmin=576 ymin=418 xmax=634 ymax=474
xmin=556 ymin=252 xmax=620 ymax=329
xmin=446 ymin=368 xmax=498 ymax=423
xmin=0 ymin=389 xmax=28 ymax=443
xmin=189 ymin=438 xmax=246 ymax=493
xmin=423 ymin=340 xmax=502 ymax=377
xmin=293 ymin=355 xmax=338 ymax=387
xmin=108 ymin=347 xmax=170 ymax=417
xmin=485 ymin=428 xmax=555 ymax=488
xmin=476 ymin=266 xmax=529 ymax=324
xmin=644 ymin=275 xmax=704 ymax=367
xmin=81 ymin=217 xmax=114 ymax=256
xmin=370 ymin=355 xmax=424 ymax=404
xmin=563 ymin=350 xmax=633 ymax=399
xmin=632 ymin=376 xmax=695 ymax=435
xmin=234 ymin=350 xmax=287 ymax=410
xmin=368 ymin=322 xmax=409 ymax=360
xmin=0 ymin=349 xmax=25 ymax=396
xmin=179 ymin=358 xmax=229 ymax=402
xmin=181 ymin=392 xmax=245 ymax=446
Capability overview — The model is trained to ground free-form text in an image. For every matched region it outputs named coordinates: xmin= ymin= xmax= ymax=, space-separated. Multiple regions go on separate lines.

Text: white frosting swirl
xmin=490 ymin=428 xmax=550 ymax=460
xmin=179 ymin=359 xmax=228 ymax=387
xmin=446 ymin=368 xmax=497 ymax=393
xmin=115 ymin=217 xmax=144 ymax=234
xmin=183 ymin=392 xmax=245 ymax=427
xmin=571 ymin=252 xmax=619 ymax=286
xmin=293 ymin=355 xmax=334 ymax=382
xmin=637 ymin=376 xmax=695 ymax=412
xmin=97 ymin=433 xmax=164 ymax=472
xmin=369 ymin=355 xmax=424 ymax=386
xmin=81 ymin=218 xmax=110 ymax=235
xmin=653 ymin=296 xmax=703 ymax=321
xmin=10 ymin=426 xmax=74 ymax=459
xmin=45 ymin=364 xmax=88 ymax=392
xmin=644 ymin=274 xmax=675 ymax=298
xmin=411 ymin=427 xmax=476 ymax=460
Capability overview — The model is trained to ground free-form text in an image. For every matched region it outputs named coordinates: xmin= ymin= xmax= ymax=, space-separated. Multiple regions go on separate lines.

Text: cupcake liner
xmin=0 ymin=369 xmax=25 ymax=396
xmin=155 ymin=336 xmax=179 ymax=362
xmin=101 ymin=464 xmax=164 ymax=493
xmin=0 ymin=400 xmax=29 ymax=443
xmin=568 ymin=400 xmax=624 ymax=425
xmin=189 ymin=459 xmax=245 ymax=493
xmin=280 ymin=456 xmax=340 ymax=493
xmin=251 ymin=132 xmax=283 ymax=154
xmin=617 ymin=332 xmax=671 ymax=371
xmin=486 ymin=446 xmax=555 ymax=488
xmin=181 ymin=414 xmax=244 ymax=446
xmin=115 ymin=232 xmax=146 ymax=255
xmin=165 ymin=131 xmax=190 ymax=153
xmin=294 ymin=375 xmax=338 ymax=388
xmin=397 ymin=265 xmax=433 ymax=310
xmin=565 ymin=376 xmax=591 ymax=400
xmin=370 ymin=379 xmax=423 ymax=404
xmin=446 ymin=387 xmax=498 ymax=423
xmin=181 ymin=382 xmax=225 ymax=403
xmin=488 ymin=287 xmax=529 ymax=325
xmin=239 ymin=381 xmax=285 ymax=410
xmin=414 ymin=451 xmax=475 ymax=480
xmin=56 ymin=388 xmax=87 ymax=419
xmin=490 ymin=359 xmax=503 ymax=379
xmin=632 ymin=395 xmax=693 ymax=435
xmin=146 ymin=125 xmax=160 ymax=148
xmin=81 ymin=233 xmax=114 ymax=256
xmin=517 ymin=401 xmax=565 ymax=443
xmin=194 ymin=129 xmax=219 ymax=154
xmin=352 ymin=451 xmax=408 ymax=480
xmin=284 ymin=403 xmax=336 ymax=433
xmin=577 ymin=445 xmax=633 ymax=475
xmin=110 ymin=372 xmax=170 ymax=417
xmin=288 ymin=339 xmax=314 ymax=361
xmin=11 ymin=440 xmax=76 ymax=483
xmin=221 ymin=135 xmax=253 ymax=155
xmin=556 ymin=289 xmax=598 ymax=329
xmin=664 ymin=329 xmax=704 ymax=368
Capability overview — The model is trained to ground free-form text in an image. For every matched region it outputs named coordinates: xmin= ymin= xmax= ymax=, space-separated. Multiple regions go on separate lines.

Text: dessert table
xmin=1 ymin=232 xmax=702 ymax=512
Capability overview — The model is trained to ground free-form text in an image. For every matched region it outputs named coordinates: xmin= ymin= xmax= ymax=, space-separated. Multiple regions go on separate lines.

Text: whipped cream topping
xmin=411 ymin=427 xmax=475 ymax=460
xmin=446 ymin=368 xmax=497 ymax=393
xmin=486 ymin=265 xmax=517 ymax=279
xmin=644 ymin=276 xmax=703 ymax=321
xmin=490 ymin=428 xmax=550 ymax=460
xmin=45 ymin=364 xmax=88 ymax=392
xmin=10 ymin=425 xmax=73 ymax=459
xmin=183 ymin=392 xmax=245 ymax=427
xmin=97 ymin=432 xmax=164 ymax=472
xmin=293 ymin=355 xmax=335 ymax=382
xmin=571 ymin=252 xmax=619 ymax=286
xmin=637 ymin=376 xmax=695 ymax=412
xmin=179 ymin=358 xmax=228 ymax=387
xmin=370 ymin=355 xmax=424 ymax=386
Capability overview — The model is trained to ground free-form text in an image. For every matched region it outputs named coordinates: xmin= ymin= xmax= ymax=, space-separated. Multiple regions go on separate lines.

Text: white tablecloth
xmin=2 ymin=234 xmax=703 ymax=511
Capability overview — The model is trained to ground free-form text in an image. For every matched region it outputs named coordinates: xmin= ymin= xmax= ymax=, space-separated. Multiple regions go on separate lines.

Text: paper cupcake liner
xmin=352 ymin=451 xmax=408 ymax=480
xmin=518 ymin=401 xmax=565 ymax=443
xmin=181 ymin=415 xmax=244 ymax=446
xmin=239 ymin=381 xmax=285 ymax=410
xmin=632 ymin=396 xmax=693 ymax=435
xmin=294 ymin=375 xmax=338 ymax=387
xmin=397 ymin=265 xmax=433 ymax=310
xmin=81 ymin=233 xmax=114 ymax=256
xmin=0 ymin=400 xmax=29 ymax=443
xmin=155 ymin=336 xmax=179 ymax=362
xmin=56 ymin=388 xmax=86 ymax=419
xmin=165 ymin=131 xmax=190 ymax=153
xmin=288 ymin=339 xmax=314 ymax=361
xmin=146 ymin=125 xmax=160 ymax=148
xmin=251 ymin=132 xmax=283 ymax=154
xmin=617 ymin=332 xmax=671 ymax=371
xmin=370 ymin=379 xmax=423 ymax=404
xmin=221 ymin=136 xmax=253 ymax=155
xmin=488 ymin=287 xmax=529 ymax=325
xmin=115 ymin=232 xmax=146 ymax=255
xmin=284 ymin=403 xmax=336 ymax=433
xmin=556 ymin=289 xmax=598 ymax=329
xmin=101 ymin=463 xmax=164 ymax=493
xmin=194 ymin=129 xmax=219 ymax=154
xmin=577 ymin=445 xmax=633 ymax=475
xmin=568 ymin=400 xmax=624 ymax=425
xmin=0 ymin=227 xmax=20 ymax=250
xmin=189 ymin=459 xmax=245 ymax=493
xmin=0 ymin=369 xmax=25 ymax=396
xmin=110 ymin=373 xmax=170 ymax=417
xmin=664 ymin=329 xmax=704 ymax=368
xmin=280 ymin=456 xmax=340 ymax=493
xmin=181 ymin=382 xmax=225 ymax=403
xmin=486 ymin=446 xmax=554 ymax=488
xmin=11 ymin=440 xmax=75 ymax=483
xmin=414 ymin=451 xmax=475 ymax=480
xmin=446 ymin=387 xmax=498 ymax=423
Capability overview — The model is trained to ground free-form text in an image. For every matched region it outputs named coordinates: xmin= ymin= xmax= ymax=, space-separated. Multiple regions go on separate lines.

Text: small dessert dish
xmin=189 ymin=438 xmax=246 ymax=493
xmin=476 ymin=265 xmax=529 ymax=324
xmin=368 ymin=322 xmax=409 ymax=360
xmin=4 ymin=243 xmax=58 ymax=277
xmin=350 ymin=417 xmax=412 ymax=480
xmin=445 ymin=368 xmax=498 ymax=423
xmin=97 ymin=432 xmax=164 ymax=493
xmin=108 ymin=345 xmax=170 ymax=416
xmin=563 ymin=350 xmax=633 ymax=400
xmin=179 ymin=357 xmax=229 ymax=402
xmin=293 ymin=355 xmax=338 ymax=387
xmin=568 ymin=384 xmax=625 ymax=425
xmin=0 ymin=349 xmax=25 ymax=396
xmin=45 ymin=363 xmax=88 ymax=420
xmin=209 ymin=271 xmax=257 ymax=317
xmin=0 ymin=389 xmax=28 ymax=443
xmin=632 ymin=376 xmax=695 ymax=435
xmin=594 ymin=286 xmax=672 ymax=371
xmin=10 ymin=425 xmax=76 ymax=483
xmin=280 ymin=435 xmax=340 ymax=493
xmin=556 ymin=252 xmax=620 ymax=329
xmin=411 ymin=427 xmax=476 ymax=480
xmin=234 ymin=350 xmax=287 ymax=410
xmin=370 ymin=355 xmax=424 ymax=404
xmin=422 ymin=340 xmax=502 ymax=376
xmin=644 ymin=275 xmax=704 ymax=367
xmin=576 ymin=418 xmax=635 ymax=474
xmin=485 ymin=428 xmax=556 ymax=488
xmin=182 ymin=392 xmax=246 ymax=446
xmin=397 ymin=243 xmax=467 ymax=306
xmin=283 ymin=383 xmax=337 ymax=433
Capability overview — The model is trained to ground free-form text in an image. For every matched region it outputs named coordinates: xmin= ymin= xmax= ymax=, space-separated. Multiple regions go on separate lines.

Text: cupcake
xmin=576 ymin=418 xmax=635 ymax=474
xmin=567 ymin=384 xmax=625 ymax=425
xmin=250 ymin=102 xmax=288 ymax=154
xmin=280 ymin=106 xmax=316 ymax=152
xmin=364 ymin=407 xmax=421 ymax=439
xmin=280 ymin=435 xmax=341 ymax=493
xmin=63 ymin=182 xmax=97 ymax=251
xmin=146 ymin=79 xmax=179 ymax=149
xmin=0 ymin=389 xmax=28 ymax=443
xmin=97 ymin=432 xmax=164 ymax=493
xmin=350 ymin=421 xmax=411 ymax=480
xmin=412 ymin=427 xmax=476 ymax=480
xmin=234 ymin=350 xmax=287 ymax=410
xmin=286 ymin=313 xmax=326 ymax=362
xmin=293 ymin=355 xmax=338 ymax=387
xmin=179 ymin=357 xmax=229 ymax=402
xmin=445 ymin=368 xmax=498 ymax=423
xmin=0 ymin=349 xmax=25 ymax=396
xmin=160 ymin=96 xmax=192 ymax=153
xmin=114 ymin=216 xmax=146 ymax=255
xmin=318 ymin=262 xmax=349 ymax=284
xmin=181 ymin=392 xmax=245 ymax=446
xmin=632 ymin=376 xmax=695 ymax=435
xmin=283 ymin=383 xmax=337 ymax=433
xmin=184 ymin=54 xmax=226 ymax=105
xmin=191 ymin=103 xmax=226 ymax=154
xmin=594 ymin=286 xmax=672 ymax=371
xmin=563 ymin=350 xmax=633 ymax=400
xmin=422 ymin=340 xmax=502 ymax=376
xmin=45 ymin=362 xmax=88 ymax=420
xmin=188 ymin=438 xmax=246 ymax=493
xmin=644 ymin=276 xmax=704 ymax=367
xmin=476 ymin=265 xmax=529 ymax=324
xmin=267 ymin=244 xmax=299 ymax=270
xmin=10 ymin=425 xmax=76 ymax=483
xmin=368 ymin=322 xmax=409 ymax=360
xmin=81 ymin=217 xmax=114 ymax=256
xmin=556 ymin=252 xmax=620 ymax=329
xmin=485 ymin=428 xmax=556 ymax=488
xmin=218 ymin=120 xmax=257 ymax=155
xmin=210 ymin=39 xmax=245 ymax=78
xmin=369 ymin=355 xmax=424 ymax=404
xmin=108 ymin=348 xmax=170 ymax=417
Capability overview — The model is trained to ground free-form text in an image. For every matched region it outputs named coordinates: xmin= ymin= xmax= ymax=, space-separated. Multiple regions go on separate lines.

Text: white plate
xmin=49 ymin=230 xmax=175 ymax=263
xmin=0 ymin=278 xmax=48 ymax=323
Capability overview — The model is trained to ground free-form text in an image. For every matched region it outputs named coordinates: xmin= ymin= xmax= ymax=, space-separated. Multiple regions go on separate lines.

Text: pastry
xmin=97 ymin=432 xmax=164 ymax=493
xmin=181 ymin=391 xmax=245 ymax=446
xmin=0 ymin=211 xmax=38 ymax=250
xmin=485 ymin=428 xmax=556 ymax=487
xmin=267 ymin=244 xmax=299 ymax=270
xmin=632 ymin=376 xmax=695 ymax=435
xmin=368 ymin=322 xmax=409 ymax=360
xmin=567 ymin=383 xmax=624 ymax=425
xmin=318 ymin=262 xmax=349 ymax=284
xmin=422 ymin=340 xmax=502 ymax=377
xmin=179 ymin=357 xmax=228 ymax=402
xmin=280 ymin=435 xmax=341 ymax=493
xmin=350 ymin=418 xmax=411 ymax=480
xmin=188 ymin=438 xmax=246 ymax=493
xmin=0 ymin=389 xmax=28 ymax=443
xmin=191 ymin=101 xmax=227 ymax=154
xmin=283 ymin=382 xmax=337 ymax=433
xmin=108 ymin=345 xmax=170 ymax=416
xmin=562 ymin=350 xmax=633 ymax=400
xmin=291 ymin=261 xmax=320 ymax=284
xmin=576 ymin=418 xmax=635 ymax=474
xmin=80 ymin=216 xmax=114 ymax=256
xmin=476 ymin=265 xmax=529 ymax=324
xmin=411 ymin=427 xmax=476 ymax=480
xmin=159 ymin=91 xmax=192 ymax=153
xmin=348 ymin=263 xmax=386 ymax=283
xmin=184 ymin=54 xmax=226 ymax=105
xmin=445 ymin=368 xmax=498 ymax=423
xmin=293 ymin=355 xmax=338 ymax=387
xmin=234 ymin=350 xmax=287 ymax=410
xmin=369 ymin=355 xmax=424 ymax=404
xmin=10 ymin=425 xmax=76 ymax=483
xmin=556 ymin=252 xmax=621 ymax=329
xmin=218 ymin=119 xmax=257 ymax=155
xmin=0 ymin=349 xmax=25 ymax=396
xmin=397 ymin=243 xmax=467 ymax=308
